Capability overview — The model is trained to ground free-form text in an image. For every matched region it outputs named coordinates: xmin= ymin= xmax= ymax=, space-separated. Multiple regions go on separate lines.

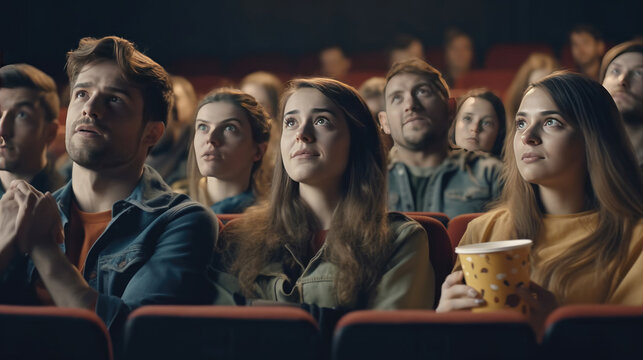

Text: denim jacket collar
xmin=55 ymin=165 xmax=173 ymax=226
xmin=388 ymin=147 xmax=476 ymax=173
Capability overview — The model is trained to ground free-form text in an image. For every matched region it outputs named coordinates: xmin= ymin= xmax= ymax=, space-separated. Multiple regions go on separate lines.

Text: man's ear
xmin=378 ymin=111 xmax=391 ymax=135
xmin=143 ymin=121 xmax=165 ymax=147
xmin=254 ymin=142 xmax=268 ymax=162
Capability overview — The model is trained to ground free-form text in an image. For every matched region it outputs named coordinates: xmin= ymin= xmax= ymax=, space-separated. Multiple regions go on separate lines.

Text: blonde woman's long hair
xmin=500 ymin=71 xmax=643 ymax=302
xmin=224 ymin=78 xmax=391 ymax=306
xmin=505 ymin=53 xmax=559 ymax=120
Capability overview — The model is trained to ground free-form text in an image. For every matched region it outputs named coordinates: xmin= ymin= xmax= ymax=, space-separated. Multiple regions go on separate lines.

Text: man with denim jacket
xmin=378 ymin=58 xmax=502 ymax=218
xmin=0 ymin=36 xmax=217 ymax=356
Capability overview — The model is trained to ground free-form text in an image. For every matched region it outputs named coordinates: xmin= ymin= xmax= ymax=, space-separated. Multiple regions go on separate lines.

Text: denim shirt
xmin=388 ymin=149 xmax=503 ymax=219
xmin=2 ymin=166 xmax=218 ymax=353
xmin=210 ymin=189 xmax=256 ymax=214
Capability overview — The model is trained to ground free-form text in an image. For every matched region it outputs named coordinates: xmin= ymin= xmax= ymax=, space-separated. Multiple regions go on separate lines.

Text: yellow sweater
xmin=456 ymin=208 xmax=643 ymax=305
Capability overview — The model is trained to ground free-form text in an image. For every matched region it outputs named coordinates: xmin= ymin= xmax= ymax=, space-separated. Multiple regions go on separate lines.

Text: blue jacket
xmin=387 ymin=150 xmax=503 ymax=218
xmin=210 ymin=188 xmax=256 ymax=214
xmin=1 ymin=166 xmax=218 ymax=353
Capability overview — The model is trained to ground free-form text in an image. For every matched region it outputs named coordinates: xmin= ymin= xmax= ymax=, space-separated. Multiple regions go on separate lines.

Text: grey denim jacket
xmin=387 ymin=149 xmax=503 ymax=219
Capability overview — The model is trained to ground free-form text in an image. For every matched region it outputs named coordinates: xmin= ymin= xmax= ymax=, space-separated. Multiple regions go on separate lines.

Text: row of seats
xmin=172 ymin=42 xmax=579 ymax=97
xmin=2 ymin=304 xmax=641 ymax=359
xmin=170 ymin=42 xmax=571 ymax=78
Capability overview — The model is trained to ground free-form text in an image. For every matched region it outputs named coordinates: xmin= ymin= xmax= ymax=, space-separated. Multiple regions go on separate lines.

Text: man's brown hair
xmin=66 ymin=36 xmax=173 ymax=125
xmin=384 ymin=58 xmax=449 ymax=100
xmin=0 ymin=63 xmax=60 ymax=122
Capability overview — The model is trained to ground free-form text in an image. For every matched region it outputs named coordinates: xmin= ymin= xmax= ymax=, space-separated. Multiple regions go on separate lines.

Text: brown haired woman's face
xmin=514 ymin=88 xmax=585 ymax=188
xmin=454 ymin=97 xmax=499 ymax=153
xmin=194 ymin=101 xmax=264 ymax=182
xmin=281 ymin=87 xmax=350 ymax=189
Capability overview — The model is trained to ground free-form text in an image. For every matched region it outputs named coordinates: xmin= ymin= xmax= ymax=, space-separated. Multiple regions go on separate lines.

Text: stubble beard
xmin=619 ymin=104 xmax=643 ymax=125
xmin=66 ymin=137 xmax=110 ymax=171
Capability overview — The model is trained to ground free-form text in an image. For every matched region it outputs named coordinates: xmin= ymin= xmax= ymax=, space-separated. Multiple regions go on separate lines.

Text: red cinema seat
xmin=332 ymin=310 xmax=535 ymax=360
xmin=405 ymin=214 xmax=454 ymax=308
xmin=447 ymin=212 xmax=483 ymax=249
xmin=125 ymin=305 xmax=320 ymax=360
xmin=0 ymin=305 xmax=113 ymax=360
xmin=351 ymin=50 xmax=390 ymax=72
xmin=485 ymin=43 xmax=554 ymax=69
xmin=453 ymin=69 xmax=516 ymax=98
xmin=542 ymin=305 xmax=643 ymax=360
xmin=227 ymin=53 xmax=296 ymax=79
xmin=404 ymin=211 xmax=450 ymax=227
xmin=425 ymin=47 xmax=446 ymax=72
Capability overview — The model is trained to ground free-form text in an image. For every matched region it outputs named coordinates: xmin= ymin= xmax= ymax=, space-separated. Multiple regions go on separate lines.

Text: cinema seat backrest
xmin=125 ymin=305 xmax=320 ymax=360
xmin=0 ymin=305 xmax=113 ymax=360
xmin=542 ymin=305 xmax=643 ymax=360
xmin=332 ymin=310 xmax=535 ymax=360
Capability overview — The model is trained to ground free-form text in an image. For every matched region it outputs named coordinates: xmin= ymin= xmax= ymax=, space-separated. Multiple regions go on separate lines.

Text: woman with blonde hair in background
xmin=505 ymin=53 xmax=559 ymax=119
xmin=240 ymin=71 xmax=284 ymax=195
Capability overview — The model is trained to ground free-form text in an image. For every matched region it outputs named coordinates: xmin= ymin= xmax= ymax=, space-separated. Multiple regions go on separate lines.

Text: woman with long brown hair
xmin=187 ymin=88 xmax=270 ymax=214
xmin=437 ymin=72 xmax=643 ymax=327
xmin=215 ymin=78 xmax=434 ymax=310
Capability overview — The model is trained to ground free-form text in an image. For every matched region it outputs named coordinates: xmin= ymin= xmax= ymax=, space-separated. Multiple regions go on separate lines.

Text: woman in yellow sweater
xmin=437 ymin=72 xmax=643 ymax=321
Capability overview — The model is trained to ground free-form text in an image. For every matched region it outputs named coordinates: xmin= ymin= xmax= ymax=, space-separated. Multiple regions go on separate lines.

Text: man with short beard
xmin=600 ymin=40 xmax=643 ymax=167
xmin=378 ymin=59 xmax=502 ymax=218
xmin=0 ymin=36 xmax=217 ymax=357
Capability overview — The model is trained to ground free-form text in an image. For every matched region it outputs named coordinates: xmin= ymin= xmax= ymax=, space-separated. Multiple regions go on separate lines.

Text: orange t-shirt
xmin=35 ymin=201 xmax=111 ymax=305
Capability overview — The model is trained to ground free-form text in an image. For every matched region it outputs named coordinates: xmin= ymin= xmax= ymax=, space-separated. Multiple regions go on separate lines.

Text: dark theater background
xmin=1 ymin=0 xmax=642 ymax=95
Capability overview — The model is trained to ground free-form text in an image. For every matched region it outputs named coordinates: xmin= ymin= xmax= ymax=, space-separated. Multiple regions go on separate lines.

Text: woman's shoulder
xmin=459 ymin=208 xmax=514 ymax=246
xmin=387 ymin=212 xmax=425 ymax=235
xmin=467 ymin=207 xmax=512 ymax=230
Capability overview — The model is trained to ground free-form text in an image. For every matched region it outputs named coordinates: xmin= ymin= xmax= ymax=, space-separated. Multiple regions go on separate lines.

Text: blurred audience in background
xmin=443 ymin=28 xmax=474 ymax=87
xmin=145 ymin=75 xmax=197 ymax=186
xmin=240 ymin=71 xmax=283 ymax=194
xmin=240 ymin=71 xmax=283 ymax=120
xmin=172 ymin=75 xmax=199 ymax=127
xmin=319 ymin=46 xmax=352 ymax=81
xmin=570 ymin=24 xmax=606 ymax=81
xmin=359 ymin=77 xmax=393 ymax=153
xmin=389 ymin=34 xmax=425 ymax=66
xmin=505 ymin=53 xmax=560 ymax=119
